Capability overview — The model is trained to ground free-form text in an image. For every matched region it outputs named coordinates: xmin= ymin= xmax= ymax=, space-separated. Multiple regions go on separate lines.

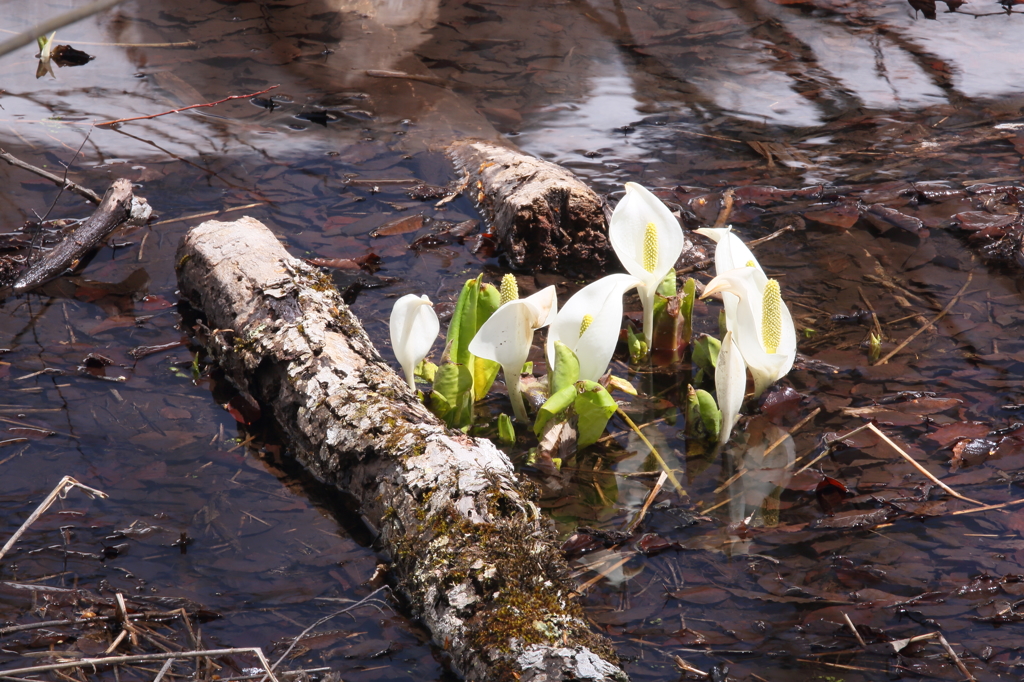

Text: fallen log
xmin=14 ymin=178 xmax=151 ymax=293
xmin=448 ymin=140 xmax=612 ymax=276
xmin=176 ymin=217 xmax=628 ymax=682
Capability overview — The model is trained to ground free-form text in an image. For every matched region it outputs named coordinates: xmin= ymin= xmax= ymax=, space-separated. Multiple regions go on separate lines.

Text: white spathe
xmin=609 ymin=182 xmax=685 ymax=343
xmin=715 ymin=330 xmax=746 ymax=446
xmin=389 ymin=294 xmax=440 ymax=391
xmin=469 ymin=285 xmax=558 ymax=422
xmin=695 ymin=226 xmax=767 ymax=328
xmin=547 ymin=273 xmax=641 ymax=382
xmin=703 ymin=266 xmax=796 ymax=397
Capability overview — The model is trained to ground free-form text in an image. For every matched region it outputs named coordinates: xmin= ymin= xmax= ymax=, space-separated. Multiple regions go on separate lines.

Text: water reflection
xmin=717 ymin=420 xmax=795 ymax=557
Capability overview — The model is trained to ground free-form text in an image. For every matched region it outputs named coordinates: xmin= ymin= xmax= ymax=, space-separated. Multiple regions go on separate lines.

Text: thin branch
xmin=259 ymin=587 xmax=390 ymax=682
xmin=937 ymin=634 xmax=977 ymax=682
xmin=0 ymin=149 xmax=101 ymax=204
xmin=615 ymin=408 xmax=684 ymax=495
xmin=0 ymin=648 xmax=279 ymax=682
xmin=876 ymin=273 xmax=972 ymax=365
xmin=866 ymin=423 xmax=983 ymax=506
xmin=0 ymin=476 xmax=108 ymax=563
xmin=0 ymin=0 xmax=129 ymax=60
xmin=94 ymin=86 xmax=280 ymax=127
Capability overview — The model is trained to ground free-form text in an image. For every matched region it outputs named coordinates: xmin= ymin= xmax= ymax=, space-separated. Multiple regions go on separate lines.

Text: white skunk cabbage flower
xmin=547 ymin=273 xmax=641 ymax=382
xmin=716 ymin=330 xmax=747 ymax=446
xmin=703 ymin=266 xmax=796 ymax=398
xmin=695 ymin=226 xmax=767 ymax=327
xmin=469 ymin=284 xmax=558 ymax=422
xmin=609 ymin=182 xmax=685 ymax=343
xmin=389 ymin=294 xmax=440 ymax=391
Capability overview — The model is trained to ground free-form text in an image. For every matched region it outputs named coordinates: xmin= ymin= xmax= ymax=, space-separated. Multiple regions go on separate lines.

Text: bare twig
xmin=0 ymin=149 xmax=100 ymax=204
xmin=671 ymin=655 xmax=709 ymax=678
xmin=866 ymin=423 xmax=983 ymax=505
xmin=747 ymin=224 xmax=795 ymax=248
xmin=0 ymin=476 xmax=108 ymax=563
xmin=876 ymin=274 xmax=972 ymax=365
xmin=151 ymin=659 xmax=174 ymax=682
xmin=0 ymin=0 xmax=129 ymax=60
xmin=0 ymin=648 xmax=279 ymax=682
xmin=259 ymin=587 xmax=390 ymax=682
xmin=149 ymin=203 xmax=265 ymax=227
xmin=615 ymin=408 xmax=684 ymax=495
xmin=950 ymin=497 xmax=1024 ymax=516
xmin=94 ymin=86 xmax=280 ymax=127
xmin=624 ymin=471 xmax=667 ymax=534
xmin=841 ymin=612 xmax=866 ymax=647
xmin=937 ymin=634 xmax=977 ymax=682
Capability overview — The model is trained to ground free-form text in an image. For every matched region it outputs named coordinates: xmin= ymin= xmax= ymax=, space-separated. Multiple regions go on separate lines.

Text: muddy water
xmin=2 ymin=0 xmax=1024 ymax=680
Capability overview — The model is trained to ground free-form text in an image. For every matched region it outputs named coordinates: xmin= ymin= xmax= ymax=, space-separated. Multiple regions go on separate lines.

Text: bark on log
xmin=176 ymin=217 xmax=628 ymax=682
xmin=14 ymin=178 xmax=151 ymax=293
xmin=448 ymin=140 xmax=612 ymax=276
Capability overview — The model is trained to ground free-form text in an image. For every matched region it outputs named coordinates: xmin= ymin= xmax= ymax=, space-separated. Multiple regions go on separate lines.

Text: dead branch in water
xmin=176 ymin=217 xmax=627 ymax=682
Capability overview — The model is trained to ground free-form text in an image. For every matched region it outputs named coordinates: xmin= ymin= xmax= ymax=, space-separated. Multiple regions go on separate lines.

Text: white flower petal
xmin=716 ymin=331 xmax=746 ymax=446
xmin=702 ymin=266 xmax=796 ymax=397
xmin=389 ymin=294 xmax=439 ymax=390
xmin=548 ymin=274 xmax=641 ymax=382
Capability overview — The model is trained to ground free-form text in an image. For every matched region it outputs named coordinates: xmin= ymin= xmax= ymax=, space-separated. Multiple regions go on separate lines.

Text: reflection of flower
xmin=547 ymin=274 xmax=640 ymax=382
xmin=389 ymin=294 xmax=439 ymax=391
xmin=609 ymin=183 xmax=685 ymax=343
xmin=703 ymin=266 xmax=796 ymax=397
xmin=469 ymin=286 xmax=557 ymax=422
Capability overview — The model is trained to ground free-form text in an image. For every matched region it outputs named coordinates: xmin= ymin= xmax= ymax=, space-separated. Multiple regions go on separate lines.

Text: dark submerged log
xmin=448 ymin=140 xmax=612 ymax=276
xmin=176 ymin=217 xmax=628 ymax=682
xmin=14 ymin=178 xmax=151 ymax=293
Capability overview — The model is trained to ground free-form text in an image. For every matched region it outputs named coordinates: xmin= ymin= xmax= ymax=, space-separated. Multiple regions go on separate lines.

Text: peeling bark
xmin=448 ymin=140 xmax=612 ymax=276
xmin=176 ymin=217 xmax=628 ymax=682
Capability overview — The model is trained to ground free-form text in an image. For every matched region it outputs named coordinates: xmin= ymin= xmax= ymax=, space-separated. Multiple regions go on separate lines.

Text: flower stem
xmin=507 ymin=374 xmax=529 ymax=423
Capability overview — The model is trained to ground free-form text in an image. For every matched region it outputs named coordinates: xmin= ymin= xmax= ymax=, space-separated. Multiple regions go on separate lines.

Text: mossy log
xmin=448 ymin=140 xmax=612 ymax=276
xmin=175 ymin=217 xmax=627 ymax=682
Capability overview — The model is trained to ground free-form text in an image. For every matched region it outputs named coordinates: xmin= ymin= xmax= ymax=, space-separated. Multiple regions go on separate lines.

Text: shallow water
xmin=2 ymin=0 xmax=1024 ymax=680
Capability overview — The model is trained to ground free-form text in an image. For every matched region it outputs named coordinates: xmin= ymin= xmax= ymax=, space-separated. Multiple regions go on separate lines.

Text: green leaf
xmin=574 ymin=381 xmax=617 ymax=449
xmin=551 ymin=341 xmax=580 ymax=395
xmin=432 ymin=362 xmax=474 ymax=428
xmin=680 ymin=277 xmax=696 ymax=345
xmin=626 ymin=324 xmax=647 ymax=364
xmin=656 ymin=267 xmax=677 ymax=297
xmin=472 ymin=282 xmax=502 ymax=397
xmin=415 ymin=359 xmax=437 ymax=383
xmin=692 ymin=334 xmax=721 ymax=377
xmin=534 ymin=385 xmax=576 ymax=437
xmin=695 ymin=388 xmax=722 ymax=442
xmin=497 ymin=413 xmax=516 ymax=444
xmin=446 ymin=275 xmax=482 ymax=368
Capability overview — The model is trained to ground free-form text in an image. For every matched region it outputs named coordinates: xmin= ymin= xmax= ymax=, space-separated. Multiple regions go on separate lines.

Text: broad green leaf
xmin=446 ymin=275 xmax=482 ymax=368
xmin=656 ymin=267 xmax=677 ymax=297
xmin=472 ymin=282 xmax=502 ymax=397
xmin=695 ymin=388 xmax=722 ymax=441
xmin=692 ymin=334 xmax=721 ymax=377
xmin=415 ymin=359 xmax=437 ymax=383
xmin=534 ymin=385 xmax=576 ymax=437
xmin=550 ymin=341 xmax=580 ymax=395
xmin=497 ymin=413 xmax=516 ymax=444
xmin=574 ymin=380 xmax=617 ymax=449
xmin=432 ymin=362 xmax=474 ymax=428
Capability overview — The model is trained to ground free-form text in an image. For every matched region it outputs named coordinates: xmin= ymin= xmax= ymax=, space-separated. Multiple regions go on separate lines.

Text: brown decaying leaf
xmin=370 ymin=214 xmax=424 ymax=237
